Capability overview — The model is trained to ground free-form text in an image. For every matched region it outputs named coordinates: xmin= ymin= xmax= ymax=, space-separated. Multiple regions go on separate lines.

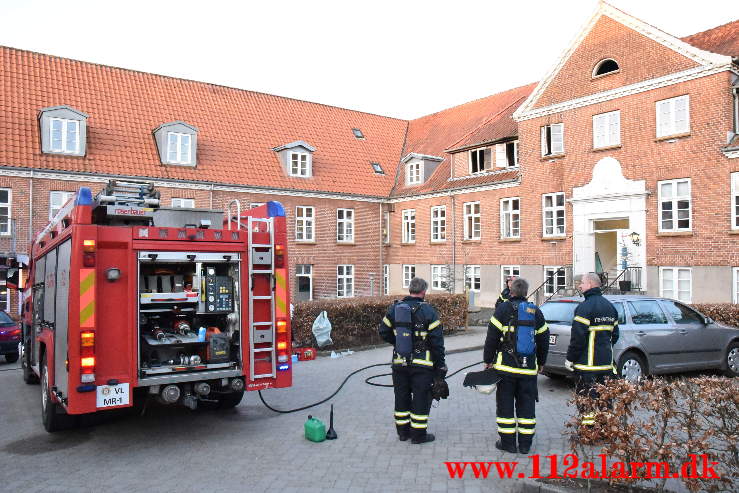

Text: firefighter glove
xmin=432 ymin=377 xmax=449 ymax=400
xmin=564 ymin=360 xmax=574 ymax=372
xmin=435 ymin=365 xmax=448 ymax=379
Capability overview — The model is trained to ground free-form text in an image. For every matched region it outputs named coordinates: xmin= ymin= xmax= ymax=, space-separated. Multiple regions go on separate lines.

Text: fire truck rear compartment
xmin=136 ymin=251 xmax=243 ymax=394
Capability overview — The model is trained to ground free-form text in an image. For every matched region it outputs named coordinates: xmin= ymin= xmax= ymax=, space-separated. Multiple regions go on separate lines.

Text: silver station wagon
xmin=540 ymin=295 xmax=739 ymax=383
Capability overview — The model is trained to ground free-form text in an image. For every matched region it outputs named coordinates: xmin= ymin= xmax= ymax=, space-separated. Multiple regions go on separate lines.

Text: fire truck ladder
xmin=96 ymin=180 xmax=161 ymax=206
xmin=247 ymin=215 xmax=277 ymax=380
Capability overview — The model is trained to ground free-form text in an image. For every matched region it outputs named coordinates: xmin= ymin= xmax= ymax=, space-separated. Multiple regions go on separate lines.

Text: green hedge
xmin=292 ymin=294 xmax=468 ymax=350
xmin=693 ymin=303 xmax=739 ymax=328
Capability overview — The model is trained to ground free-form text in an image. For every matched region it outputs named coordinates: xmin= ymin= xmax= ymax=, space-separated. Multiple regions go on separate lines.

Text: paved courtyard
xmin=0 ymin=330 xmax=584 ymax=493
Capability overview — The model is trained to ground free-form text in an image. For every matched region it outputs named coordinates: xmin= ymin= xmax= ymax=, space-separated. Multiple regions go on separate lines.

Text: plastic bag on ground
xmin=312 ymin=310 xmax=333 ymax=348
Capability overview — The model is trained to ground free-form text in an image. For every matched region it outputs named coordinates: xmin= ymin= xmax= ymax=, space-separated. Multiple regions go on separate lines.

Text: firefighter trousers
xmin=392 ymin=366 xmax=434 ymax=440
xmin=575 ymin=371 xmax=612 ymax=426
xmin=496 ymin=375 xmax=537 ymax=448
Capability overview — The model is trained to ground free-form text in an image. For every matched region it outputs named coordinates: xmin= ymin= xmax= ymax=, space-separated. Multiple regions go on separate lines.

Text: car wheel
xmin=542 ymin=371 xmax=567 ymax=380
xmin=724 ymin=342 xmax=739 ymax=378
xmin=5 ymin=352 xmax=19 ymax=363
xmin=216 ymin=390 xmax=244 ymax=409
xmin=40 ymin=353 xmax=76 ymax=432
xmin=618 ymin=351 xmax=647 ymax=384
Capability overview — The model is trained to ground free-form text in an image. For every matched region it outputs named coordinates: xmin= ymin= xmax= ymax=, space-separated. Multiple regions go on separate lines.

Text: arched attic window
xmin=593 ymin=59 xmax=619 ymax=77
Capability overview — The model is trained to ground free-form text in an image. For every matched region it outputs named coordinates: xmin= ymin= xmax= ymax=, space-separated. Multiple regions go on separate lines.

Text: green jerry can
xmin=304 ymin=415 xmax=326 ymax=442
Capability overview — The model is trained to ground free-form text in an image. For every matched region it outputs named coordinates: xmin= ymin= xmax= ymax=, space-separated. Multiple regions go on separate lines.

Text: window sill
xmin=592 ymin=144 xmax=622 ymax=152
xmin=430 ymin=240 xmax=447 ymax=244
xmin=541 ymin=235 xmax=566 ymax=241
xmin=591 ymin=69 xmax=620 ymax=80
xmin=294 ymin=240 xmax=317 ymax=245
xmin=461 ymin=239 xmax=482 ymax=244
xmin=728 ymin=230 xmax=739 ymax=235
xmin=400 ymin=242 xmax=416 ymax=246
xmin=656 ymin=231 xmax=693 ymax=237
xmin=540 ymin=153 xmax=565 ymax=162
xmin=336 ymin=241 xmax=356 ymax=245
xmin=499 ymin=237 xmax=522 ymax=242
xmin=655 ymin=132 xmax=690 ymax=142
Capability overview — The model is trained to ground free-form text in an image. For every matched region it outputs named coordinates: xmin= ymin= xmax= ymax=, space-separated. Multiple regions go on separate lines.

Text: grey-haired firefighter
xmin=379 ymin=277 xmax=446 ymax=444
xmin=495 ymin=275 xmax=516 ymax=308
xmin=484 ymin=277 xmax=549 ymax=454
xmin=565 ymin=272 xmax=619 ymax=429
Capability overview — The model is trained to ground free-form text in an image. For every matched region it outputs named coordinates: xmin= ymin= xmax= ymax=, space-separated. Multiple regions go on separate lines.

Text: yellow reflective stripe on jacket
xmin=574 ymin=363 xmax=613 ymax=371
xmin=428 ymin=320 xmax=441 ymax=330
xmin=494 ymin=352 xmax=538 ymax=376
xmin=574 ymin=316 xmax=590 ymax=326
xmin=413 ymin=331 xmax=427 ymax=337
xmin=490 ymin=316 xmax=503 ymax=330
xmin=412 ymin=350 xmax=433 ymax=367
xmin=590 ymin=325 xmax=614 ymax=331
xmin=588 ymin=331 xmax=596 ymax=366
xmin=383 ymin=316 xmax=392 ymax=327
xmin=535 ymin=323 xmax=549 ymax=335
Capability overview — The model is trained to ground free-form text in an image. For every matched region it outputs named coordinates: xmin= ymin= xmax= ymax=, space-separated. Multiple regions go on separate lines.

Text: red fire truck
xmin=20 ymin=181 xmax=292 ymax=431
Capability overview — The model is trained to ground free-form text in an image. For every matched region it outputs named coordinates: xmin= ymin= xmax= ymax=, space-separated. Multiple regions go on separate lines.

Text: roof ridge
xmin=412 ymin=82 xmax=538 ymax=122
xmin=681 ymin=18 xmax=739 ymax=41
xmin=0 ymin=44 xmax=409 ymax=123
xmin=444 ymin=94 xmax=529 ymax=151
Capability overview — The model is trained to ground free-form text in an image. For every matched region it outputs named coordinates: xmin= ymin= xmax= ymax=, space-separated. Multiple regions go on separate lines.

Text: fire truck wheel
xmin=5 ymin=352 xmax=19 ymax=363
xmin=216 ymin=390 xmax=244 ymax=409
xmin=40 ymin=354 xmax=76 ymax=432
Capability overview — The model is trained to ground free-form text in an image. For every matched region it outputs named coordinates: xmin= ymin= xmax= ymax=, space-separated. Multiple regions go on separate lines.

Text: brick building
xmin=1 ymin=3 xmax=738 ymax=316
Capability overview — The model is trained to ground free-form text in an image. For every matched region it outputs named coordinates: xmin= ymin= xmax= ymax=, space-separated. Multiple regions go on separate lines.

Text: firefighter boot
xmin=412 ymin=433 xmax=435 ymax=444
xmin=495 ymin=440 xmax=518 ymax=454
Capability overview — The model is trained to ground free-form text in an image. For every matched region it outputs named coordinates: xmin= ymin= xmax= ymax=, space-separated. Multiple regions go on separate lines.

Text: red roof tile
xmin=0 ymin=46 xmax=408 ymax=198
xmin=682 ymin=19 xmax=739 ymax=57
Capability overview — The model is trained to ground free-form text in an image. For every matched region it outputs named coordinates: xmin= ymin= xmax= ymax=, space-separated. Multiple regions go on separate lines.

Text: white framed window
xmin=49 ymin=118 xmax=80 ymax=154
xmin=732 ymin=172 xmax=739 ymax=230
xmin=431 ymin=205 xmax=446 ymax=242
xmin=542 ymin=192 xmax=565 ymax=237
xmin=337 ymin=265 xmax=354 ymax=298
xmin=0 ymin=283 xmax=9 ymax=312
xmin=541 ymin=123 xmax=564 ymax=156
xmin=465 ymin=265 xmax=481 ymax=291
xmin=407 ymin=162 xmax=422 ymax=185
xmin=431 ymin=265 xmax=449 ymax=290
xmin=544 ymin=266 xmax=567 ymax=297
xmin=403 ymin=265 xmax=416 ymax=288
xmin=289 ymin=152 xmax=311 ymax=177
xmin=49 ymin=191 xmax=75 ymax=220
xmin=733 ymin=267 xmax=739 ymax=304
xmin=592 ymin=110 xmax=621 ymax=149
xmin=0 ymin=189 xmax=10 ymax=236
xmin=660 ymin=267 xmax=691 ymax=303
xmin=658 ymin=179 xmax=691 ymax=232
xmin=295 ymin=206 xmax=315 ymax=242
xmin=336 ymin=208 xmax=354 ymax=242
xmin=495 ymin=141 xmax=519 ymax=168
xmin=500 ymin=197 xmax=520 ymax=238
xmin=296 ymin=264 xmax=313 ymax=301
xmin=382 ymin=211 xmax=390 ymax=244
xmin=656 ymin=95 xmax=689 ymax=138
xmin=167 ymin=132 xmax=192 ymax=164
xmin=463 ymin=202 xmax=481 ymax=240
xmin=469 ymin=148 xmax=488 ymax=174
xmin=171 ymin=198 xmax=195 ymax=209
xmin=402 ymin=209 xmax=415 ymax=243
xmin=383 ymin=264 xmax=389 ymax=296
xmin=501 ymin=265 xmax=520 ymax=289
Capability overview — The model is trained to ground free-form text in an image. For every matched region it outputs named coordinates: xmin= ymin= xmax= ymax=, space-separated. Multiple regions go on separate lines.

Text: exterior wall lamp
xmin=629 ymin=231 xmax=641 ymax=246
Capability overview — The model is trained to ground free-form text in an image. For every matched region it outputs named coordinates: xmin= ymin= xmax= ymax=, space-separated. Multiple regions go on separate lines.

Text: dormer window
xmin=469 ymin=148 xmax=489 ymax=173
xmin=593 ymin=58 xmax=619 ymax=77
xmin=154 ymin=121 xmax=198 ymax=166
xmin=407 ymin=161 xmax=422 ymax=185
xmin=290 ymin=152 xmax=310 ymax=177
xmin=273 ymin=140 xmax=315 ymax=178
xmin=39 ymin=105 xmax=88 ymax=156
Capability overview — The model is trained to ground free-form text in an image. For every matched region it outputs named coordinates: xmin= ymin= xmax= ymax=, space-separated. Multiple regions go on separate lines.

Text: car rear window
xmin=541 ymin=302 xmax=578 ymax=324
xmin=614 ymin=302 xmax=626 ymax=325
xmin=0 ymin=311 xmax=14 ymax=324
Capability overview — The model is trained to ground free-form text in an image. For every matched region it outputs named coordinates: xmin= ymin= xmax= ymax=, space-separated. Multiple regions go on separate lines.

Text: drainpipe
xmin=209 ymin=183 xmax=214 ymax=209
xmin=27 ymin=170 xmax=34 ymax=250
xmin=379 ymin=202 xmax=384 ymax=296
xmin=451 ymin=192 xmax=456 ymax=294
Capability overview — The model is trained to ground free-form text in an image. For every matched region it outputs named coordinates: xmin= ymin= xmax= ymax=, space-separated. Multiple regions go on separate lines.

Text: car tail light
xmin=8 ymin=329 xmax=21 ymax=338
xmin=80 ymin=331 xmax=95 ymax=383
xmin=83 ymin=239 xmax=96 ymax=267
xmin=274 ymin=244 xmax=285 ymax=268
xmin=276 ymin=318 xmax=290 ymax=365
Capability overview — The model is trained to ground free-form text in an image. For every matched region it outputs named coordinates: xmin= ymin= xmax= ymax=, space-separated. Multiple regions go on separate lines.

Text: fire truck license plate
xmin=96 ymin=383 xmax=130 ymax=408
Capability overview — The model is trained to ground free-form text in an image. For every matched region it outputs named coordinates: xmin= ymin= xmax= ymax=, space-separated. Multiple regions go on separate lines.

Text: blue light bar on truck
xmin=75 ymin=187 xmax=93 ymax=206
xmin=267 ymin=201 xmax=285 ymax=217
xmin=278 ymin=364 xmax=290 ymax=371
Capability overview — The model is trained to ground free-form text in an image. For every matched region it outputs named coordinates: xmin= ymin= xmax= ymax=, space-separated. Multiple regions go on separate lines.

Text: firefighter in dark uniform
xmin=564 ymin=272 xmax=619 ymax=428
xmin=484 ymin=278 xmax=549 ymax=454
xmin=495 ymin=275 xmax=515 ymax=308
xmin=379 ymin=277 xmax=446 ymax=444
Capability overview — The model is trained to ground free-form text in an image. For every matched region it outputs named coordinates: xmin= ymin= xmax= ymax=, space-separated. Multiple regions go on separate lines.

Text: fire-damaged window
xmin=495 ymin=141 xmax=518 ymax=168
xmin=469 ymin=148 xmax=490 ymax=174
xmin=541 ymin=123 xmax=564 ymax=157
